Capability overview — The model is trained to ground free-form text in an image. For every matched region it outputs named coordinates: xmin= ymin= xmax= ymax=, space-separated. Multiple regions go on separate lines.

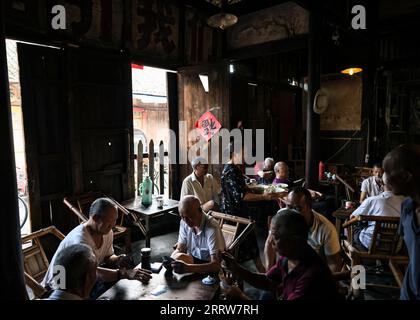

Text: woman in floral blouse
xmin=221 ymin=145 xmax=281 ymax=215
xmin=220 ymin=142 xmax=285 ymax=271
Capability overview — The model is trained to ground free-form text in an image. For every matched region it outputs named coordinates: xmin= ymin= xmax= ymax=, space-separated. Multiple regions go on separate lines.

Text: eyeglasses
xmin=286 ymin=204 xmax=303 ymax=212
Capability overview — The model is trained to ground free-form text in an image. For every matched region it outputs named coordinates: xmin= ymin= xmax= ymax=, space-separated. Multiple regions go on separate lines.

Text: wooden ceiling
xmin=205 ymin=0 xmax=242 ymax=7
xmin=194 ymin=0 xmax=420 ymax=36
xmin=199 ymin=0 xmax=296 ymax=16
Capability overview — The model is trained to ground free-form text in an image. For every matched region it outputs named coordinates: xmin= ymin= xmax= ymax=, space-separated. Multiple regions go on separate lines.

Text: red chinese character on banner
xmin=195 ymin=111 xmax=222 ymax=141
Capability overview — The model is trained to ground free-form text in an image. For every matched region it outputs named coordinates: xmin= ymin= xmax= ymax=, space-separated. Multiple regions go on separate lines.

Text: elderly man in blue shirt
xmin=383 ymin=144 xmax=420 ymax=300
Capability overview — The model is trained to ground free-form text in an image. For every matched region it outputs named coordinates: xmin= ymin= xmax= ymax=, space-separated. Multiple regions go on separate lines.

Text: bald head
xmin=270 ymin=209 xmax=309 ymax=259
xmin=178 ymin=196 xmax=203 ymax=228
xmin=383 ymin=144 xmax=420 ymax=197
xmin=274 ymin=162 xmax=289 ymax=179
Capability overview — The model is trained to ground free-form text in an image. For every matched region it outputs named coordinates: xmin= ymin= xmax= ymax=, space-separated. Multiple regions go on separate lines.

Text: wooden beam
xmin=228 ymin=0 xmax=292 ymax=16
xmin=167 ymin=72 xmax=180 ymax=200
xmin=227 ymin=35 xmax=308 ymax=61
xmin=305 ymin=9 xmax=321 ymax=189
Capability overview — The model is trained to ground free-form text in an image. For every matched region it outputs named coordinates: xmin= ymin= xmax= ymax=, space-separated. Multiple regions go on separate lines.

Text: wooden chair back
xmin=63 ymin=191 xmax=126 ymax=227
xmin=208 ymin=211 xmax=255 ymax=258
xmin=343 ymin=215 xmax=401 ymax=255
xmin=341 ymin=215 xmax=407 ymax=297
xmin=367 ymin=216 xmax=400 ymax=255
xmin=21 ymin=226 xmax=65 ymax=298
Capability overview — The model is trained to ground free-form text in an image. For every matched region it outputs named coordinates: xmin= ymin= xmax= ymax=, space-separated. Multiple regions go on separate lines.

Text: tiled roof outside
xmin=6 ymin=40 xmax=19 ymax=83
xmin=132 ymin=66 xmax=167 ymax=98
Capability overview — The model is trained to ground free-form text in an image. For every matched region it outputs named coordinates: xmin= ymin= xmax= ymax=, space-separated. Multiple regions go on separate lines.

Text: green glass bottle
xmin=140 ymin=175 xmax=152 ymax=206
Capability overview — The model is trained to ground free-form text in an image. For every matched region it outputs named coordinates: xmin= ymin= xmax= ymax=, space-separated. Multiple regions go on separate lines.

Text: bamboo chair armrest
xmin=356 ymin=215 xmax=400 ymax=223
xmin=342 ymin=217 xmax=360 ymax=228
xmin=21 ymin=225 xmax=65 ymax=243
xmin=342 ymin=214 xmax=400 ymax=230
xmin=24 ymin=272 xmax=47 ymax=299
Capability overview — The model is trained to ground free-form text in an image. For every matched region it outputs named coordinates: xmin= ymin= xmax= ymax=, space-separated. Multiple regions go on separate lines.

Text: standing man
xmin=383 ymin=144 xmax=420 ymax=300
xmin=180 ymin=156 xmax=221 ymax=212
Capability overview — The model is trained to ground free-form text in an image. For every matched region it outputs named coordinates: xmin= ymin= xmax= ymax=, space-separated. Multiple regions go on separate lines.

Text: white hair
xmin=274 ymin=162 xmax=288 ymax=173
xmin=191 ymin=156 xmax=208 ymax=170
xmin=265 ymin=158 xmax=274 ymax=166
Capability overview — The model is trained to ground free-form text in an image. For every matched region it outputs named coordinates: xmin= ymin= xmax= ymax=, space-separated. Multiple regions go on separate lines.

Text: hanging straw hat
xmin=313 ymin=88 xmax=330 ymax=115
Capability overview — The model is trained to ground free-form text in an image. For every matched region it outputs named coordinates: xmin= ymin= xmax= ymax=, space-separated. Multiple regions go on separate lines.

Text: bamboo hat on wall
xmin=313 ymin=88 xmax=330 ymax=115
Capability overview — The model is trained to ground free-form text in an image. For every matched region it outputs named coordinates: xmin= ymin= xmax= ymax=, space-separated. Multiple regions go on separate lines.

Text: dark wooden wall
xmin=18 ymin=43 xmax=74 ymax=232
xmin=230 ymin=51 xmax=306 ymax=174
xmin=177 ymin=63 xmax=230 ymax=187
xmin=68 ymin=49 xmax=134 ymax=200
xmin=316 ymin=74 xmax=370 ymax=167
xmin=17 ymin=45 xmax=133 ymax=233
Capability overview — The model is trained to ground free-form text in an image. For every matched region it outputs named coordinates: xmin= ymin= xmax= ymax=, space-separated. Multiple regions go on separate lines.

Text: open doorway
xmin=6 ymin=39 xmax=30 ymax=236
xmin=131 ymin=64 xmax=174 ymax=197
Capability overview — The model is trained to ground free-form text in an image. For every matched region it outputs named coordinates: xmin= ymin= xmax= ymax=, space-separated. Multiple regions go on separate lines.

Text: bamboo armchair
xmin=341 ymin=215 xmax=408 ymax=293
xmin=208 ymin=211 xmax=256 ymax=259
xmin=63 ymin=191 xmax=132 ymax=253
xmin=21 ymin=226 xmax=65 ymax=299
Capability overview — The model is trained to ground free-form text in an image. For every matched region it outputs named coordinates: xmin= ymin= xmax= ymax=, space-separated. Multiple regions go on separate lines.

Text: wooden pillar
xmin=0 ymin=2 xmax=27 ymax=299
xmin=167 ymin=72 xmax=180 ymax=200
xmin=305 ymin=9 xmax=321 ymax=189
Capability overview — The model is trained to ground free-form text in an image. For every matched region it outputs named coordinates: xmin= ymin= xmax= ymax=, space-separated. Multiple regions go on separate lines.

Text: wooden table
xmin=332 ymin=207 xmax=356 ymax=237
xmin=97 ymin=267 xmax=219 ymax=300
xmin=122 ymin=196 xmax=179 ymax=247
xmin=319 ymin=179 xmax=340 ymax=208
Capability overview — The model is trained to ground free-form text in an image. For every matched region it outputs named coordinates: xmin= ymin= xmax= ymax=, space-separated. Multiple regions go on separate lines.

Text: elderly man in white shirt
xmin=180 ymin=156 xmax=221 ymax=212
xmin=264 ymin=187 xmax=342 ymax=272
xmin=360 ymin=163 xmax=384 ymax=202
xmin=42 ymin=198 xmax=152 ymax=296
xmin=171 ymin=196 xmax=225 ymax=274
xmin=351 ymin=172 xmax=405 ymax=249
